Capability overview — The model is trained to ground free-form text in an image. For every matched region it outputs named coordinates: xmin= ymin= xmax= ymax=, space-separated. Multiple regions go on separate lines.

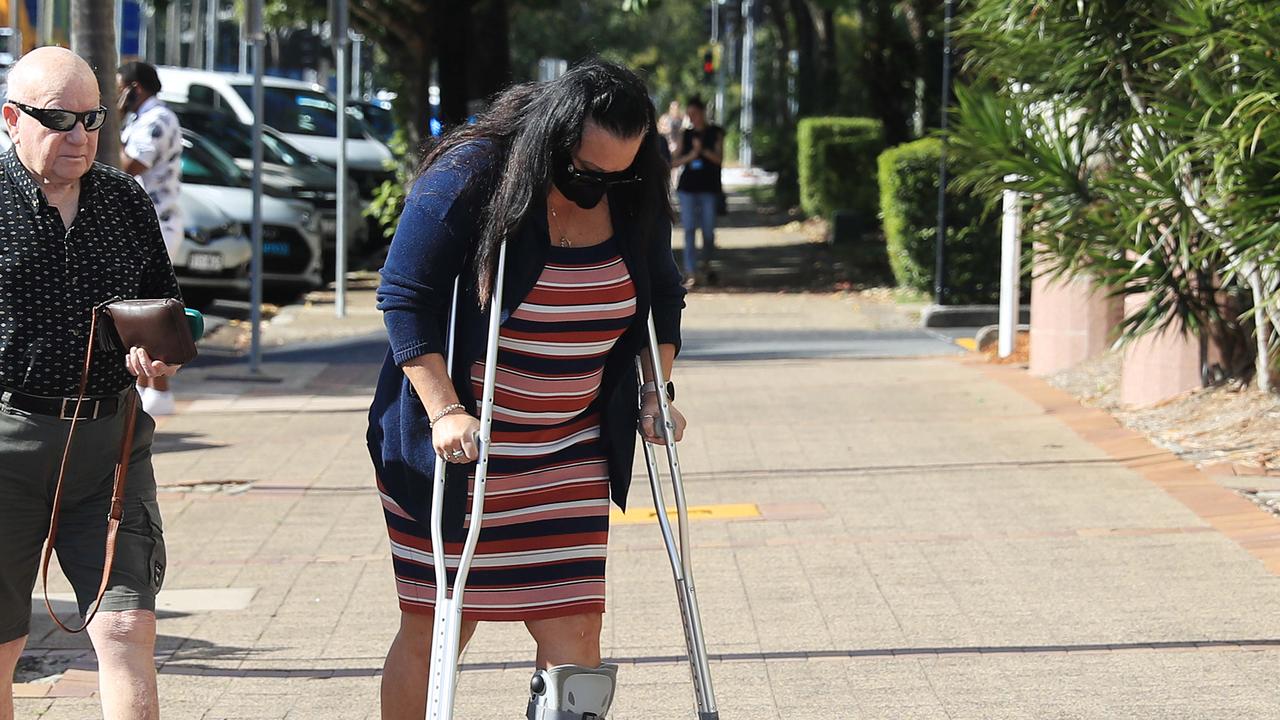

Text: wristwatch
xmin=641 ymin=381 xmax=676 ymax=402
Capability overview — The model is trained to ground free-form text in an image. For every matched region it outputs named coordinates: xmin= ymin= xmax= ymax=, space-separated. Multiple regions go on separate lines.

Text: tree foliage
xmin=951 ymin=0 xmax=1280 ymax=387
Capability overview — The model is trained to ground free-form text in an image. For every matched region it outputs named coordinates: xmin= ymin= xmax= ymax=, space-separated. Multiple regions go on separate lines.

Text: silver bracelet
xmin=430 ymin=403 xmax=465 ymax=425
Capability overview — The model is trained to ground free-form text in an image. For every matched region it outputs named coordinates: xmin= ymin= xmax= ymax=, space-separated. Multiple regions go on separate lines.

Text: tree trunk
xmin=787 ymin=0 xmax=816 ymax=117
xmin=435 ymin=0 xmax=471 ymax=127
xmin=818 ymin=7 xmax=837 ymax=112
xmin=72 ymin=0 xmax=120 ymax=168
xmin=348 ymin=2 xmax=435 ymax=150
xmin=767 ymin=0 xmax=793 ymax=127
xmin=469 ymin=0 xmax=510 ymax=107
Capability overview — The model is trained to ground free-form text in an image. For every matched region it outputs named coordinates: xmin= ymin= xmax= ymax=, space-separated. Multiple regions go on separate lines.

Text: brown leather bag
xmin=42 ymin=299 xmax=196 ymax=633
xmin=98 ymin=298 xmax=199 ymax=366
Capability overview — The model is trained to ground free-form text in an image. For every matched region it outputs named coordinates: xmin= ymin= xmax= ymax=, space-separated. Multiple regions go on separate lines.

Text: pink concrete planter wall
xmin=1119 ymin=294 xmax=1211 ymax=408
xmin=1029 ymin=267 xmax=1123 ymax=377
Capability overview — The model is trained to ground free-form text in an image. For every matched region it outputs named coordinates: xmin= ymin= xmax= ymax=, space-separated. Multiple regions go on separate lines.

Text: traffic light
xmin=702 ymin=50 xmax=715 ymax=81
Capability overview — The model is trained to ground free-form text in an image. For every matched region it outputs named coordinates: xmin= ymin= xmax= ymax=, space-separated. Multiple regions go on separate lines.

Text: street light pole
xmin=247 ymin=0 xmax=265 ymax=373
xmin=333 ymin=0 xmax=349 ymax=318
xmin=739 ymin=0 xmax=755 ymax=167
xmin=205 ymin=0 xmax=216 ymax=69
xmin=351 ymin=33 xmax=363 ymax=100
xmin=9 ymin=0 xmax=20 ymax=57
xmin=933 ymin=0 xmax=953 ymax=306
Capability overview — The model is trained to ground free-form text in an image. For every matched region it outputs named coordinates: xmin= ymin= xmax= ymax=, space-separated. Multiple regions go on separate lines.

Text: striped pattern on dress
xmin=382 ymin=238 xmax=636 ymax=621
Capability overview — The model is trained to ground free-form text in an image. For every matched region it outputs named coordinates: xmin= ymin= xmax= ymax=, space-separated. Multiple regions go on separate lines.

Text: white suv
xmin=155 ymin=66 xmax=395 ymax=197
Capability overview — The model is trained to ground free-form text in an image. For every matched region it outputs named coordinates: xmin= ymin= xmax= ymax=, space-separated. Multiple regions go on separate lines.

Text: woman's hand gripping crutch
xmin=636 ymin=314 xmax=720 ymax=720
xmin=425 ymin=243 xmax=509 ymax=720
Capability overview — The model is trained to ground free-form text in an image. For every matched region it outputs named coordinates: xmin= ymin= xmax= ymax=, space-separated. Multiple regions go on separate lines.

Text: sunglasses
xmin=560 ymin=160 xmax=641 ymax=188
xmin=9 ymin=101 xmax=108 ymax=132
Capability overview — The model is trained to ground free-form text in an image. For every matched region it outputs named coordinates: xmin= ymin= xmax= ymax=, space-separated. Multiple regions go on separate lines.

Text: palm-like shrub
xmin=951 ymin=0 xmax=1280 ymax=388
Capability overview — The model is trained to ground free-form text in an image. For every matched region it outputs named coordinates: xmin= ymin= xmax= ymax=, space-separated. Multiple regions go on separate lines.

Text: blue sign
xmin=120 ymin=0 xmax=141 ymax=57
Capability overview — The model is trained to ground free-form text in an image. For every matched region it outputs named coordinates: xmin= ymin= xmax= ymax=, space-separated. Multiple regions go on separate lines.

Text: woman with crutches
xmin=367 ymin=59 xmax=688 ymax=720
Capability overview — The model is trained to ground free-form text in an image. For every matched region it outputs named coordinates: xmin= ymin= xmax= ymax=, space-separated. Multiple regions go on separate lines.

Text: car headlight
xmin=185 ymin=227 xmax=211 ymax=245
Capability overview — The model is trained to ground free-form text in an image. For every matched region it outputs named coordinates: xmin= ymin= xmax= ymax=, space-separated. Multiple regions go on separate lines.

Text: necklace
xmin=548 ymin=206 xmax=571 ymax=247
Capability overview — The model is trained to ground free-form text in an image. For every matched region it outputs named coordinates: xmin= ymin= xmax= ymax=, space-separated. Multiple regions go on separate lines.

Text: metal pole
xmin=9 ymin=0 xmax=20 ymax=57
xmin=934 ymin=0 xmax=953 ymax=306
xmin=165 ymin=0 xmax=179 ymax=65
xmin=114 ymin=0 xmax=123 ymax=57
xmin=739 ymin=0 xmax=755 ymax=167
xmin=711 ymin=0 xmax=725 ymax=122
xmin=140 ymin=3 xmax=150 ymax=61
xmin=248 ymin=0 xmax=264 ymax=373
xmin=333 ymin=0 xmax=348 ymax=318
xmin=190 ymin=0 xmax=201 ymax=68
xmin=998 ymin=179 xmax=1022 ymax=358
xmin=204 ymin=0 xmax=215 ymax=69
xmin=38 ymin=0 xmax=53 ymax=47
xmin=350 ymin=33 xmax=362 ymax=99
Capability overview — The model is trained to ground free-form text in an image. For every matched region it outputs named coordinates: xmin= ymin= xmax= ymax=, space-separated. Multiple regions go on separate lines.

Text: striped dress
xmin=383 ymin=237 xmax=636 ymax=621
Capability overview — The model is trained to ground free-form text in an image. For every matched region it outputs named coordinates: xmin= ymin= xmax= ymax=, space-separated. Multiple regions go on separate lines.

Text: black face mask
xmin=552 ymin=156 xmax=641 ymax=210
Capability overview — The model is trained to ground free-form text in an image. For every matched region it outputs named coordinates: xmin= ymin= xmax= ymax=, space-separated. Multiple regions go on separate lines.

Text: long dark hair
xmin=417 ymin=58 xmax=673 ymax=305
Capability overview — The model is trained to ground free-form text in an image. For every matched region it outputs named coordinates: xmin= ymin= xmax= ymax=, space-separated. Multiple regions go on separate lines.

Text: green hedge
xmin=798 ymin=117 xmax=884 ymax=222
xmin=877 ymin=138 xmax=999 ymax=304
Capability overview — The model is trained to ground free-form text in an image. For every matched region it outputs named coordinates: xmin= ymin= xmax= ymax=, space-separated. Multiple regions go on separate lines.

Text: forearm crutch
xmin=636 ymin=314 xmax=719 ymax=720
xmin=426 ymin=242 xmax=508 ymax=720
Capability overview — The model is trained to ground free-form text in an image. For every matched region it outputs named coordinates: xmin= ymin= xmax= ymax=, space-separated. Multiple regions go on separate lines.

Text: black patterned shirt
xmin=0 ymin=149 xmax=181 ymax=397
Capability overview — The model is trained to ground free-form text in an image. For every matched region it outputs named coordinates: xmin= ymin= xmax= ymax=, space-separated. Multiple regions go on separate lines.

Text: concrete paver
xmin=16 ymin=224 xmax=1280 ymax=718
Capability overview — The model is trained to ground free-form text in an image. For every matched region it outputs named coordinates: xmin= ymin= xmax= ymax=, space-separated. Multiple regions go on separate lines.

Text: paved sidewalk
xmin=16 ymin=223 xmax=1280 ymax=718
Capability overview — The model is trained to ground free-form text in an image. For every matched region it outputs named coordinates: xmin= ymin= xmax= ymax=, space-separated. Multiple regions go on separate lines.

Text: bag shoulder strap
xmin=41 ymin=308 xmax=140 ymax=634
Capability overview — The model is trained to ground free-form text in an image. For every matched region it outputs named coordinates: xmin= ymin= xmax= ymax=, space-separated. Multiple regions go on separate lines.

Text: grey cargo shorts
xmin=0 ymin=394 xmax=165 ymax=644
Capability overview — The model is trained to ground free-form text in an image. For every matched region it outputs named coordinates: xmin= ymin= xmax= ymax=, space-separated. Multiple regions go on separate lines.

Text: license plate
xmin=263 ymin=242 xmax=291 ymax=257
xmin=187 ymin=251 xmax=224 ymax=272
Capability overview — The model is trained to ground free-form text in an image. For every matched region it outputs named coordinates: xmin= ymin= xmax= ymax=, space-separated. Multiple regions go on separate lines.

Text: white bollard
xmin=998 ymin=179 xmax=1023 ymax=358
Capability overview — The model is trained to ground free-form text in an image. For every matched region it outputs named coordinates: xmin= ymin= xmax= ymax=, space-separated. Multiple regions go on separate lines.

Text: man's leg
xmin=677 ymin=191 xmax=699 ymax=278
xmin=381 ymin=610 xmax=478 ymax=720
xmin=0 ymin=409 xmax=57 ymax=720
xmin=57 ymin=406 xmax=165 ymax=720
xmin=87 ymin=611 xmax=157 ymax=720
xmin=0 ymin=635 xmax=28 ymax=720
xmin=699 ymin=192 xmax=718 ymax=268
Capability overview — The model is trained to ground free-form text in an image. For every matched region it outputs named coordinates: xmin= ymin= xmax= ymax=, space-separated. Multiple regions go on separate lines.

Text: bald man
xmin=0 ymin=47 xmax=182 ymax=720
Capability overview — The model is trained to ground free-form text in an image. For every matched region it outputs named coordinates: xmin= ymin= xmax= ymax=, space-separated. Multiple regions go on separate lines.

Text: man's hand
xmin=125 ymin=346 xmax=182 ymax=378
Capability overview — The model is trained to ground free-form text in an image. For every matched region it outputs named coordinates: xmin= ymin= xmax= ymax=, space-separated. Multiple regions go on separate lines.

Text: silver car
xmin=180 ymin=130 xmax=324 ymax=293
xmin=173 ymin=190 xmax=252 ymax=294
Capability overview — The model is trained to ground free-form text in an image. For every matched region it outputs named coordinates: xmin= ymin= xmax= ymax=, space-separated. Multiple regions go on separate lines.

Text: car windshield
xmin=232 ymin=84 xmax=370 ymax=138
xmin=175 ymin=110 xmax=312 ymax=167
xmin=181 ymin=133 xmax=248 ymax=186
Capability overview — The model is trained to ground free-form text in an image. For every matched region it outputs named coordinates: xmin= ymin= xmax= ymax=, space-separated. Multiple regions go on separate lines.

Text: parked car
xmin=354 ymin=99 xmax=397 ymax=145
xmin=155 ymin=66 xmax=396 ymax=200
xmin=180 ymin=129 xmax=324 ymax=295
xmin=173 ymin=190 xmax=252 ymax=296
xmin=170 ymin=103 xmax=369 ymax=261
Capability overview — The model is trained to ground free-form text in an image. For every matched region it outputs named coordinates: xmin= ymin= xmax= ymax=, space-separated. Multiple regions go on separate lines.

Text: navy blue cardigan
xmin=367 ymin=142 xmax=687 ymax=539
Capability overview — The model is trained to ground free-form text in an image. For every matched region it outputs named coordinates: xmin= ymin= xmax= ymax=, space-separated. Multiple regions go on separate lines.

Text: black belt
xmin=0 ymin=387 xmax=123 ymax=420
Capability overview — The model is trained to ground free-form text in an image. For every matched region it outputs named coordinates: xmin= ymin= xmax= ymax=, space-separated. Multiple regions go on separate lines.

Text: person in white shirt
xmin=118 ymin=61 xmax=184 ymax=416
